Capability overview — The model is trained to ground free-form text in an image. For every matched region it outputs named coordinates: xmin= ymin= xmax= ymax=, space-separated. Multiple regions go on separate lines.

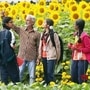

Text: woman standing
xmin=68 ymin=19 xmax=90 ymax=84
xmin=37 ymin=18 xmax=60 ymax=85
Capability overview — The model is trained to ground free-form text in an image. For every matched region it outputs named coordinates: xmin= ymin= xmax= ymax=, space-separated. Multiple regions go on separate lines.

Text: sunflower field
xmin=0 ymin=0 xmax=90 ymax=90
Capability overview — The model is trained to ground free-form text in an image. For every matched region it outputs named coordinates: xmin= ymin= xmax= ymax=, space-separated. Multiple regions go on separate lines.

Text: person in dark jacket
xmin=0 ymin=17 xmax=20 ymax=85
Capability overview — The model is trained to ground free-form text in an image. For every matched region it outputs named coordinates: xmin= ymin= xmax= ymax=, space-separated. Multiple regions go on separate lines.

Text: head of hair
xmin=76 ymin=19 xmax=85 ymax=32
xmin=75 ymin=19 xmax=85 ymax=43
xmin=26 ymin=14 xmax=36 ymax=23
xmin=45 ymin=18 xmax=54 ymax=26
xmin=2 ymin=17 xmax=12 ymax=30
xmin=41 ymin=19 xmax=54 ymax=41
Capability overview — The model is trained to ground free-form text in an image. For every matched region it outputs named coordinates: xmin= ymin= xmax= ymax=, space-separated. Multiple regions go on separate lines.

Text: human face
xmin=42 ymin=20 xmax=49 ymax=30
xmin=6 ymin=20 xmax=13 ymax=28
xmin=74 ymin=22 xmax=79 ymax=31
xmin=26 ymin=17 xmax=34 ymax=27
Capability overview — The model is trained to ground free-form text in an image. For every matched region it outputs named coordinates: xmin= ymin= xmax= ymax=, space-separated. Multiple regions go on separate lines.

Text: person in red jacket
xmin=68 ymin=19 xmax=90 ymax=84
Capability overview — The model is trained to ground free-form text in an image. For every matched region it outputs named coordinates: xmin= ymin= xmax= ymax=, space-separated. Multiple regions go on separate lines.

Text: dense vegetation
xmin=0 ymin=0 xmax=90 ymax=89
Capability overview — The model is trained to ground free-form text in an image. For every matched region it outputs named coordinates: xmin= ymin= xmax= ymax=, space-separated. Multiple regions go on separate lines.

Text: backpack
xmin=49 ymin=30 xmax=63 ymax=63
xmin=0 ymin=30 xmax=16 ymax=65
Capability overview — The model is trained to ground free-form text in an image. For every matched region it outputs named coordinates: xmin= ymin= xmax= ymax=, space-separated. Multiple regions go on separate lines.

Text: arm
xmin=79 ymin=36 xmax=90 ymax=53
xmin=12 ymin=24 xmax=21 ymax=35
xmin=36 ymin=32 xmax=41 ymax=58
xmin=37 ymin=34 xmax=42 ymax=65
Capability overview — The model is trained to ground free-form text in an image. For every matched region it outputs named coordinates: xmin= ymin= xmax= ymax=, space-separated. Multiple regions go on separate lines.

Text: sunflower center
xmin=53 ymin=14 xmax=58 ymax=20
xmin=38 ymin=20 xmax=43 ymax=25
xmin=84 ymin=13 xmax=89 ymax=18
xmin=73 ymin=14 xmax=79 ymax=19
xmin=72 ymin=6 xmax=77 ymax=11
xmin=40 ymin=8 xmax=44 ymax=13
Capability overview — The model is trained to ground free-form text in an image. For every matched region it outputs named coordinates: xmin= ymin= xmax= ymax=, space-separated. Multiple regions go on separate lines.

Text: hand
xmin=71 ymin=45 xmax=81 ymax=51
xmin=67 ymin=43 xmax=73 ymax=49
xmin=36 ymin=59 xmax=40 ymax=65
xmin=71 ymin=45 xmax=76 ymax=50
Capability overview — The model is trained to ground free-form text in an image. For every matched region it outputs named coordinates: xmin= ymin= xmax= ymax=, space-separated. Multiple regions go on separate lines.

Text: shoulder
xmin=81 ymin=32 xmax=90 ymax=42
xmin=7 ymin=30 xmax=11 ymax=34
xmin=81 ymin=32 xmax=88 ymax=38
xmin=5 ymin=30 xmax=12 ymax=38
xmin=54 ymin=32 xmax=59 ymax=38
xmin=80 ymin=32 xmax=90 ymax=39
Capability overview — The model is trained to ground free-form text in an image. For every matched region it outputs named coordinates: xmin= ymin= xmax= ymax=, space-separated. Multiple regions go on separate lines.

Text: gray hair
xmin=26 ymin=14 xmax=36 ymax=23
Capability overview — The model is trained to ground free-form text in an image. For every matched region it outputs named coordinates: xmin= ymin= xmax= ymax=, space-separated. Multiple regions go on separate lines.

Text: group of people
xmin=0 ymin=13 xmax=90 ymax=85
xmin=0 ymin=14 xmax=60 ymax=85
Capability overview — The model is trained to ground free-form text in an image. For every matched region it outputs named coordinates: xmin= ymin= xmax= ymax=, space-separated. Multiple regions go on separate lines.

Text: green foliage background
xmin=0 ymin=11 xmax=90 ymax=89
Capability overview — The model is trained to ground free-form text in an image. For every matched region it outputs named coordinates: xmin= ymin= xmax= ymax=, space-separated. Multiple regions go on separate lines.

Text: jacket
xmin=38 ymin=32 xmax=60 ymax=61
xmin=72 ymin=32 xmax=90 ymax=63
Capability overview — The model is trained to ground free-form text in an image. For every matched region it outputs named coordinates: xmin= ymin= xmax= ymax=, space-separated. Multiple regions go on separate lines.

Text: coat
xmin=38 ymin=32 xmax=60 ymax=61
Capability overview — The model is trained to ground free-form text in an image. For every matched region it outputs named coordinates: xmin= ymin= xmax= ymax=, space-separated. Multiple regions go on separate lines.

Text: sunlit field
xmin=0 ymin=0 xmax=90 ymax=89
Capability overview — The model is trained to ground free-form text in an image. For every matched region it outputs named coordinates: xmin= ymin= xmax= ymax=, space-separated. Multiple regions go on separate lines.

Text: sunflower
xmin=36 ymin=18 xmax=44 ymax=27
xmin=18 ymin=1 xmax=27 ymax=8
xmin=69 ymin=3 xmax=79 ymax=12
xmin=3 ymin=8 xmax=10 ymax=17
xmin=82 ymin=11 xmax=90 ymax=21
xmin=37 ymin=6 xmax=46 ymax=16
xmin=25 ymin=2 xmax=31 ymax=8
xmin=28 ymin=9 xmax=36 ymax=16
xmin=70 ymin=11 xmax=81 ymax=21
xmin=2 ymin=1 xmax=10 ymax=8
xmin=61 ymin=0 xmax=68 ymax=4
xmin=79 ymin=1 xmax=89 ymax=10
xmin=64 ymin=1 xmax=70 ymax=11
xmin=38 ymin=0 xmax=46 ymax=6
xmin=0 ymin=3 xmax=3 ymax=8
xmin=49 ymin=11 xmax=60 ymax=25
xmin=9 ymin=6 xmax=18 ymax=20
xmin=48 ymin=2 xmax=55 ymax=11
xmin=19 ymin=8 xmax=28 ymax=21
xmin=54 ymin=3 xmax=61 ymax=12
xmin=85 ymin=6 xmax=90 ymax=12
xmin=20 ymin=7 xmax=28 ymax=15
xmin=69 ymin=0 xmax=76 ymax=6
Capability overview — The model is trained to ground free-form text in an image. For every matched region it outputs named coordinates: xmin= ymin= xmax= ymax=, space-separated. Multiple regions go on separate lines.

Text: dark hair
xmin=46 ymin=19 xmax=55 ymax=45
xmin=76 ymin=19 xmax=85 ymax=31
xmin=46 ymin=18 xmax=54 ymax=26
xmin=45 ymin=19 xmax=55 ymax=46
xmin=41 ymin=19 xmax=54 ymax=40
xmin=2 ymin=17 xmax=12 ymax=30
xmin=75 ymin=19 xmax=85 ymax=43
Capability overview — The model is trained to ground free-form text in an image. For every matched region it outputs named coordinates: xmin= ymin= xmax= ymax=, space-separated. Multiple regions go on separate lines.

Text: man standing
xmin=12 ymin=14 xmax=40 ymax=84
xmin=0 ymin=17 xmax=20 ymax=85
